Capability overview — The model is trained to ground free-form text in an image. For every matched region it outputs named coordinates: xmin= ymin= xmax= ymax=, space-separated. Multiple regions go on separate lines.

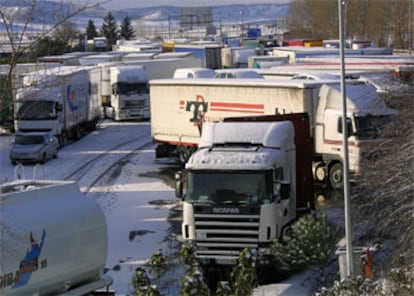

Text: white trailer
xmin=14 ymin=66 xmax=102 ymax=145
xmin=150 ymin=78 xmax=397 ymax=188
xmin=125 ymin=58 xmax=203 ymax=80
xmin=221 ymin=47 xmax=257 ymax=68
xmin=0 ymin=179 xmax=112 ymax=295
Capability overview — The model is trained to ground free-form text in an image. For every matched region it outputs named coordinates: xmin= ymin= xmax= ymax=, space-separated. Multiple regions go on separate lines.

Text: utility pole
xmin=338 ymin=0 xmax=354 ymax=278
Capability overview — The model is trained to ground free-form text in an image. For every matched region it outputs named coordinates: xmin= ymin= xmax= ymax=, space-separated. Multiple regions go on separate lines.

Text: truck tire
xmin=329 ymin=162 xmax=343 ymax=189
xmin=59 ymin=132 xmax=67 ymax=146
xmin=40 ymin=152 xmax=47 ymax=164
xmin=178 ymin=146 xmax=196 ymax=164
xmin=74 ymin=128 xmax=82 ymax=140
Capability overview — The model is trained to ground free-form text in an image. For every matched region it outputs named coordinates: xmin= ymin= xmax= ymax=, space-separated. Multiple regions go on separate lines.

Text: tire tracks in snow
xmin=63 ymin=130 xmax=154 ymax=193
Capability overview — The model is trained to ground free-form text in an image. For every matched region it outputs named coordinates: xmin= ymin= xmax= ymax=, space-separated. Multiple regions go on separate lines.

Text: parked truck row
xmin=13 ymin=57 xmax=203 ymax=144
xmin=149 ymin=78 xmax=397 ymax=189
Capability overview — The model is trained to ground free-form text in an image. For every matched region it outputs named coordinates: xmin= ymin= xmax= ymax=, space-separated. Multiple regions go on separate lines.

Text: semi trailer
xmin=150 ymin=78 xmax=396 ymax=188
xmin=14 ymin=66 xmax=102 ymax=145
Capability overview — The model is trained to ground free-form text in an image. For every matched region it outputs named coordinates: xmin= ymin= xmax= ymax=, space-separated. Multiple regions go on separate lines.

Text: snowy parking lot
xmin=0 ymin=119 xmax=345 ymax=296
xmin=0 ymin=120 xmax=183 ymax=295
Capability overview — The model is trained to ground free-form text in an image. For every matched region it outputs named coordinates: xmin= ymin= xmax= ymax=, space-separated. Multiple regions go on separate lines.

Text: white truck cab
xmin=176 ymin=113 xmax=314 ymax=265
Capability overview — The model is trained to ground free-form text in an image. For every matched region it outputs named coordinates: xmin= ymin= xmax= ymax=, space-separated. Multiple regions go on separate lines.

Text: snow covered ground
xmin=0 ymin=121 xmax=184 ymax=295
xmin=0 ymin=119 xmax=345 ymax=295
xmin=0 ymin=70 xmax=410 ymax=294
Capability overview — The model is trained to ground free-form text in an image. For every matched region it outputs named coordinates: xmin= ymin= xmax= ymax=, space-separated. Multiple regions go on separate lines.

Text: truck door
xmin=322 ymin=110 xmax=344 ymax=157
xmin=273 ymin=166 xmax=292 ymax=237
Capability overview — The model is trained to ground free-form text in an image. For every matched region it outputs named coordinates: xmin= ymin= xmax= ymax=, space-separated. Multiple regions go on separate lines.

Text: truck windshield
xmin=113 ymin=82 xmax=148 ymax=96
xmin=354 ymin=115 xmax=393 ymax=139
xmin=186 ymin=171 xmax=273 ymax=205
xmin=16 ymin=101 xmax=56 ymax=120
xmin=15 ymin=135 xmax=44 ymax=145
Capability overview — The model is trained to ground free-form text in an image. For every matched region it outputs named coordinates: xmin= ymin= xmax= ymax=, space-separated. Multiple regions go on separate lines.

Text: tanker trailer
xmin=0 ymin=179 xmax=112 ymax=295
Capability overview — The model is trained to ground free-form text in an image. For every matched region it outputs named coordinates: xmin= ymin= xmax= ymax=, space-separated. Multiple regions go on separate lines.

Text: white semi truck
xmin=175 ymin=113 xmax=314 ymax=266
xmin=150 ymin=78 xmax=397 ymax=188
xmin=14 ymin=66 xmax=102 ymax=145
xmin=0 ymin=179 xmax=112 ymax=295
xmin=103 ymin=65 xmax=150 ymax=121
xmin=97 ymin=58 xmax=202 ymax=121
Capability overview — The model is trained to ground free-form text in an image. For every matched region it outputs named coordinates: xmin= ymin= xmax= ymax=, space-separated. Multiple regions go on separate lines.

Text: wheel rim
xmin=330 ymin=163 xmax=343 ymax=188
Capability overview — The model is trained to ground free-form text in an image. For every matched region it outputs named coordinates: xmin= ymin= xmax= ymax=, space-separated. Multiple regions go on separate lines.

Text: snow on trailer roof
xmin=154 ymin=52 xmax=194 ymax=59
xmin=321 ymin=83 xmax=397 ymax=116
xmin=22 ymin=65 xmax=95 ymax=86
xmin=149 ymin=77 xmax=342 ymax=89
xmin=122 ymin=52 xmax=157 ymax=60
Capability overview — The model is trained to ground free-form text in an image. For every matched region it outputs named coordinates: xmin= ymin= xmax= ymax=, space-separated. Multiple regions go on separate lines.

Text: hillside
xmin=0 ymin=1 xmax=288 ymax=32
xmin=351 ymin=82 xmax=413 ymax=289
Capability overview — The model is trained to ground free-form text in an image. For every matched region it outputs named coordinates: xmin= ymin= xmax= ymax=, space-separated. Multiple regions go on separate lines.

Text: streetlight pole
xmin=338 ymin=0 xmax=354 ymax=277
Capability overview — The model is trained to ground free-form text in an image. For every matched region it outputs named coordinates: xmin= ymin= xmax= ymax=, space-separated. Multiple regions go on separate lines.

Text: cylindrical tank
xmin=0 ymin=180 xmax=108 ymax=295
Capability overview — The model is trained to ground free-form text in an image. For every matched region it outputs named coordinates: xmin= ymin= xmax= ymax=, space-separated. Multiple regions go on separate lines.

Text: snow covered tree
xmin=132 ymin=267 xmax=161 ymax=296
xmin=86 ymin=19 xmax=98 ymax=39
xmin=180 ymin=266 xmax=210 ymax=296
xmin=179 ymin=244 xmax=210 ymax=295
xmin=100 ymin=11 xmax=118 ymax=48
xmin=120 ymin=15 xmax=135 ymax=40
xmin=148 ymin=249 xmax=167 ymax=289
xmin=271 ymin=213 xmax=342 ymax=282
xmin=230 ymin=248 xmax=258 ymax=296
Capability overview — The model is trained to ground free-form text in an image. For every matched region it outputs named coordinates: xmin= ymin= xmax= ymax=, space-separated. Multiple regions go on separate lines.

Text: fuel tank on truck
xmin=0 ymin=179 xmax=111 ymax=295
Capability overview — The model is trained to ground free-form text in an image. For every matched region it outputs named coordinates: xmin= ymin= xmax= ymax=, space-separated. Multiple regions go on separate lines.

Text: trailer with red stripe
xmin=149 ymin=78 xmax=396 ymax=188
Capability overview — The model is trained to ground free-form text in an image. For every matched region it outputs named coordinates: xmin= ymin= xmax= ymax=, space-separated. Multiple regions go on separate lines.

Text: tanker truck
xmin=14 ymin=66 xmax=102 ymax=145
xmin=175 ymin=113 xmax=314 ymax=266
xmin=150 ymin=78 xmax=397 ymax=188
xmin=0 ymin=179 xmax=112 ymax=295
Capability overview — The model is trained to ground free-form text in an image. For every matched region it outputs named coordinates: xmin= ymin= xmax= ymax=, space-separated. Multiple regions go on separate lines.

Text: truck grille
xmin=193 ymin=206 xmax=261 ymax=261
xmin=124 ymin=100 xmax=145 ymax=108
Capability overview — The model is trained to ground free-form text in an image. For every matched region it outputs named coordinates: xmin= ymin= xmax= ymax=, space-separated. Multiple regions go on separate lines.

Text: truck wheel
xmin=40 ymin=153 xmax=47 ymax=164
xmin=59 ymin=133 xmax=67 ymax=146
xmin=178 ymin=146 xmax=196 ymax=164
xmin=329 ymin=162 xmax=343 ymax=189
xmin=74 ymin=128 xmax=82 ymax=140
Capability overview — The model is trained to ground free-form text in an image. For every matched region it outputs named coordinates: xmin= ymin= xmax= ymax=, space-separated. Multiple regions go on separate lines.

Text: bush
xmin=271 ymin=213 xmax=343 ymax=281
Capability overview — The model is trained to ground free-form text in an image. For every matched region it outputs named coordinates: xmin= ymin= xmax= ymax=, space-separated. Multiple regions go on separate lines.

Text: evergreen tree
xmin=271 ymin=213 xmax=342 ymax=282
xmin=230 ymin=248 xmax=257 ymax=296
xmin=100 ymin=12 xmax=118 ymax=48
xmin=120 ymin=16 xmax=135 ymax=40
xmin=86 ymin=19 xmax=98 ymax=39
xmin=179 ymin=244 xmax=210 ymax=296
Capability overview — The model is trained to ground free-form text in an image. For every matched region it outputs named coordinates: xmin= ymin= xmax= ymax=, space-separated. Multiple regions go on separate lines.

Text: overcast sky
xmin=86 ymin=0 xmax=291 ymax=10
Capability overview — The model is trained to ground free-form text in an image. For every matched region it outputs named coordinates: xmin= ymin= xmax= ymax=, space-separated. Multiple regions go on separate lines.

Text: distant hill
xmin=0 ymin=1 xmax=288 ymax=32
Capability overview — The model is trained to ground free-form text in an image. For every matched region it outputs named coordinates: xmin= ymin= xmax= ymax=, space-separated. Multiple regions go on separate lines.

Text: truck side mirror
xmin=175 ymin=171 xmax=183 ymax=198
xmin=337 ymin=117 xmax=353 ymax=137
xmin=280 ymin=182 xmax=290 ymax=200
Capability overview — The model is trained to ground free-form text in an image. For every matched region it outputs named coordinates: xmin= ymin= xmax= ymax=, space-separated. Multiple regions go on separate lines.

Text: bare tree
xmin=53 ymin=20 xmax=80 ymax=49
xmin=0 ymin=0 xmax=103 ymax=127
xmin=286 ymin=0 xmax=412 ymax=48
